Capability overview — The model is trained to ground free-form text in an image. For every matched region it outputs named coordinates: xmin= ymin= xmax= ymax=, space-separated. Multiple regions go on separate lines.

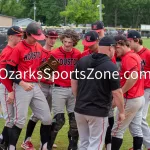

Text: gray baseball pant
xmin=52 ymin=86 xmax=75 ymax=116
xmin=142 ymin=88 xmax=150 ymax=148
xmin=30 ymin=82 xmax=52 ymax=122
xmin=14 ymin=83 xmax=52 ymax=129
xmin=112 ymin=96 xmax=145 ymax=139
xmin=75 ymin=112 xmax=108 ymax=150
xmin=0 ymin=83 xmax=14 ymax=128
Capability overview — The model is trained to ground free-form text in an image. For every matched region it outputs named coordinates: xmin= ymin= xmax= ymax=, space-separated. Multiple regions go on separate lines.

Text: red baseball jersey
xmin=81 ymin=49 xmax=116 ymax=64
xmin=120 ymin=51 xmax=144 ymax=99
xmin=0 ymin=45 xmax=14 ymax=92
xmin=51 ymin=46 xmax=81 ymax=87
xmin=83 ymin=46 xmax=89 ymax=51
xmin=137 ymin=47 xmax=150 ymax=89
xmin=7 ymin=40 xmax=43 ymax=82
xmin=81 ymin=49 xmax=93 ymax=57
xmin=40 ymin=48 xmax=53 ymax=84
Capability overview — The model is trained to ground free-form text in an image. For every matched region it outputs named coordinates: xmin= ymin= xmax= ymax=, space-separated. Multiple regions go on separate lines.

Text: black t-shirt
xmin=72 ymin=53 xmax=120 ymax=117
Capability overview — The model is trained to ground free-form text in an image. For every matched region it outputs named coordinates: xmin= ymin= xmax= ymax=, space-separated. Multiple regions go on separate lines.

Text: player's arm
xmin=109 ymin=65 xmax=125 ymax=121
xmin=7 ymin=47 xmax=33 ymax=91
xmin=122 ymin=72 xmax=138 ymax=94
xmin=122 ymin=58 xmax=139 ymax=94
xmin=71 ymin=79 xmax=78 ymax=97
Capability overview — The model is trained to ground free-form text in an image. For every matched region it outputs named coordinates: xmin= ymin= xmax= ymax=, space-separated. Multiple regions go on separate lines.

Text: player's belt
xmin=54 ymin=84 xmax=71 ymax=88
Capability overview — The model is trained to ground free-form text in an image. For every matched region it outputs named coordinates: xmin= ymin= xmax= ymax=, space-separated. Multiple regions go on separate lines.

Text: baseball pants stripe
xmin=0 ymin=84 xmax=14 ymax=128
xmin=75 ymin=112 xmax=108 ymax=150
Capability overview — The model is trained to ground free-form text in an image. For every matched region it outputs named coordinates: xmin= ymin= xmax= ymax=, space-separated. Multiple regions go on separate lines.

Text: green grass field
xmin=0 ymin=38 xmax=150 ymax=150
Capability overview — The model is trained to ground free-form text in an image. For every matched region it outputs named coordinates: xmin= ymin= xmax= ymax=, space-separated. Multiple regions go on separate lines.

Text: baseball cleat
xmin=21 ymin=141 xmax=35 ymax=150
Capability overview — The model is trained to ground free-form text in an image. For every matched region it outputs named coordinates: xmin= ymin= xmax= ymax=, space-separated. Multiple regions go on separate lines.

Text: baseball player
xmin=111 ymin=35 xmax=145 ymax=150
xmin=83 ymin=21 xmax=105 ymax=51
xmin=71 ymin=36 xmax=125 ymax=150
xmin=21 ymin=30 xmax=58 ymax=150
xmin=47 ymin=29 xmax=81 ymax=150
xmin=127 ymin=30 xmax=150 ymax=150
xmin=5 ymin=22 xmax=52 ymax=150
xmin=0 ymin=26 xmax=23 ymax=150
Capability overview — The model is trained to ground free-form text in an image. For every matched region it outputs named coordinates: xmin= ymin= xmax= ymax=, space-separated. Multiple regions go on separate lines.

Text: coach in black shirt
xmin=71 ymin=36 xmax=125 ymax=150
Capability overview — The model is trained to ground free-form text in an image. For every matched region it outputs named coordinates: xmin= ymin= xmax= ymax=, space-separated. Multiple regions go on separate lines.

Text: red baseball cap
xmin=91 ymin=21 xmax=104 ymax=33
xmin=26 ymin=22 xmax=45 ymax=40
xmin=82 ymin=31 xmax=99 ymax=47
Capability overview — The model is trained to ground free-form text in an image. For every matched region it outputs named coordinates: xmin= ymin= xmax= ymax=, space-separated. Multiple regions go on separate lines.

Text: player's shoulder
xmin=73 ymin=47 xmax=81 ymax=54
xmin=51 ymin=47 xmax=59 ymax=53
xmin=81 ymin=50 xmax=89 ymax=58
xmin=143 ymin=47 xmax=150 ymax=55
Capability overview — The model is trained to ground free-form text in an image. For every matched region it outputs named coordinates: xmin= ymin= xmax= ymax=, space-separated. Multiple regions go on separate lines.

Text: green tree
xmin=60 ymin=0 xmax=103 ymax=26
xmin=37 ymin=0 xmax=65 ymax=26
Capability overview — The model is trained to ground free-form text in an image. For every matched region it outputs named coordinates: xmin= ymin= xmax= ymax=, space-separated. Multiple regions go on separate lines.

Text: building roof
xmin=0 ymin=14 xmax=16 ymax=19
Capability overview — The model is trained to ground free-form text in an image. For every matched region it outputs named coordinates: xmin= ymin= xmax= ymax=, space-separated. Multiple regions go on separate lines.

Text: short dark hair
xmin=59 ymin=29 xmax=80 ymax=46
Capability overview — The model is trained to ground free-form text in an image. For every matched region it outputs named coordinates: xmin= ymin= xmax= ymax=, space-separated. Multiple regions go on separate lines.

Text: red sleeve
xmin=123 ymin=57 xmax=138 ymax=73
xmin=0 ymin=69 xmax=13 ymax=92
xmin=7 ymin=47 xmax=20 ymax=66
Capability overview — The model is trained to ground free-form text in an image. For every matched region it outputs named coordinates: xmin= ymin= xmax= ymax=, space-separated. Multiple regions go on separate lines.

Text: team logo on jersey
xmin=141 ymin=59 xmax=146 ymax=73
xmin=57 ymin=58 xmax=78 ymax=65
xmin=24 ymin=52 xmax=41 ymax=61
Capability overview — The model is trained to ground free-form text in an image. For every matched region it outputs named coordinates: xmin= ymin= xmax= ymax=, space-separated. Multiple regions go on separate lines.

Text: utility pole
xmin=33 ymin=1 xmax=36 ymax=21
xmin=99 ymin=0 xmax=102 ymax=21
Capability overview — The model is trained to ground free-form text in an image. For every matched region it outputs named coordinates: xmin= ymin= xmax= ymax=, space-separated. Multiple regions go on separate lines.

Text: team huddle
xmin=0 ymin=21 xmax=149 ymax=150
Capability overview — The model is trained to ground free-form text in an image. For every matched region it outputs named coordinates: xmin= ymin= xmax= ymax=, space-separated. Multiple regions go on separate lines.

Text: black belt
xmin=54 ymin=84 xmax=71 ymax=88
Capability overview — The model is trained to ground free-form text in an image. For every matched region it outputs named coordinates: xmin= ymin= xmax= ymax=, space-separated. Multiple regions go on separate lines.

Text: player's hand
xmin=7 ymin=91 xmax=14 ymax=104
xmin=19 ymin=81 xmax=34 ymax=91
xmin=118 ymin=113 xmax=125 ymax=122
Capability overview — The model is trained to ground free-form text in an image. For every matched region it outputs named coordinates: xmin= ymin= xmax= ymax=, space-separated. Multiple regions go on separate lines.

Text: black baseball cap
xmin=45 ymin=30 xmax=58 ymax=37
xmin=127 ymin=30 xmax=141 ymax=40
xmin=114 ymin=35 xmax=127 ymax=42
xmin=82 ymin=31 xmax=99 ymax=47
xmin=7 ymin=26 xmax=23 ymax=36
xmin=91 ymin=21 xmax=104 ymax=32
xmin=99 ymin=36 xmax=116 ymax=46
xmin=26 ymin=22 xmax=45 ymax=40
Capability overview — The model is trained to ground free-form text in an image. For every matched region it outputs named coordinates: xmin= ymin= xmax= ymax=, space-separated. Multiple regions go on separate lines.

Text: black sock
xmin=40 ymin=124 xmax=51 ymax=149
xmin=133 ymin=137 xmax=143 ymax=150
xmin=24 ymin=120 xmax=36 ymax=142
xmin=1 ymin=126 xmax=7 ymax=144
xmin=111 ymin=137 xmax=123 ymax=150
xmin=3 ymin=126 xmax=11 ymax=146
xmin=105 ymin=117 xmax=114 ymax=145
xmin=9 ymin=125 xmax=22 ymax=147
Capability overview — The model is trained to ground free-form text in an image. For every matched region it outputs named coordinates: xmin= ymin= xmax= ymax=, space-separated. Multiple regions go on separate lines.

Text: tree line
xmin=1 ymin=0 xmax=150 ymax=28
